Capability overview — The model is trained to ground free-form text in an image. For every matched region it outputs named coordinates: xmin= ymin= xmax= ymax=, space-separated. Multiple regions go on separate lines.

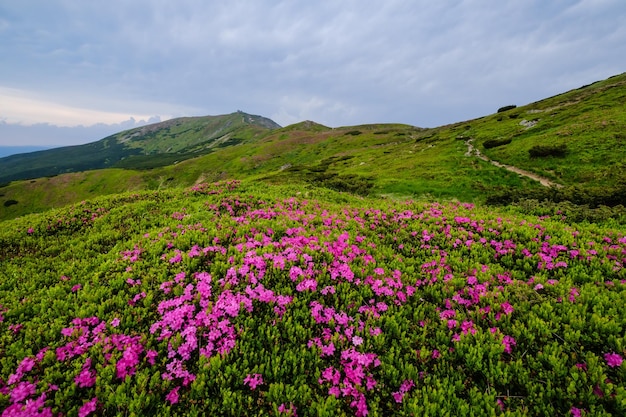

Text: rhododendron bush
xmin=1 ymin=181 xmax=625 ymax=416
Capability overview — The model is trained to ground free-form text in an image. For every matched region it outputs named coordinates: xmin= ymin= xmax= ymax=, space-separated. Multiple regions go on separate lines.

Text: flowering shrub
xmin=1 ymin=181 xmax=625 ymax=415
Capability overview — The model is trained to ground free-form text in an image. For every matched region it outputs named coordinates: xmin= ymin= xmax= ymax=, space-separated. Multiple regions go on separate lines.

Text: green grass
xmin=1 ymin=73 xmax=625 ymax=221
xmin=1 ymin=180 xmax=625 ymax=415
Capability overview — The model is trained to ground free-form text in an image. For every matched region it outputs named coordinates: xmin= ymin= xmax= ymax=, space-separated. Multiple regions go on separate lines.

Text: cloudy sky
xmin=1 ymin=0 xmax=624 ymax=147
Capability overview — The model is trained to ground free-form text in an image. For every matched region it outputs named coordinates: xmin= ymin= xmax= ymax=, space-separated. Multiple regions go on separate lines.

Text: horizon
xmin=1 ymin=1 xmax=625 ymax=147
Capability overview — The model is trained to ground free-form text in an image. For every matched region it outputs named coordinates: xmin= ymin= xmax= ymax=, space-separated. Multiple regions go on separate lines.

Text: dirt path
xmin=465 ymin=139 xmax=563 ymax=188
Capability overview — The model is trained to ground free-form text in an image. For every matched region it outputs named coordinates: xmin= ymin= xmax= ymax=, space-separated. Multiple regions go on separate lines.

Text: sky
xmin=1 ymin=0 xmax=625 ymax=148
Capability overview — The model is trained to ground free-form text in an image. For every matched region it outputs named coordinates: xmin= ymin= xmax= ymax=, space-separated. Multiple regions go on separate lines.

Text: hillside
xmin=0 ymin=111 xmax=280 ymax=184
xmin=1 ymin=73 xmax=625 ymax=222
xmin=2 ymin=73 xmax=626 ymax=415
xmin=0 ymin=180 xmax=625 ymax=416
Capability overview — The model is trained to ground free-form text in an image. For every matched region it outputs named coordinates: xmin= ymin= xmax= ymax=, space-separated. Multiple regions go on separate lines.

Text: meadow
xmin=1 ymin=180 xmax=624 ymax=416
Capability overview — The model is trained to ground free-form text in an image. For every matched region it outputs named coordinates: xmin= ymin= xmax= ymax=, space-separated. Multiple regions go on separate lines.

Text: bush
xmin=345 ymin=130 xmax=362 ymax=136
xmin=486 ymin=182 xmax=626 ymax=212
xmin=483 ymin=138 xmax=512 ymax=149
xmin=528 ymin=144 xmax=567 ymax=158
xmin=497 ymin=105 xmax=517 ymax=113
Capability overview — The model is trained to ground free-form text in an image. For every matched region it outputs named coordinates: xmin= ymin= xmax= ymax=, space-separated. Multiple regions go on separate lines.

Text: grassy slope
xmin=471 ymin=74 xmax=626 ymax=186
xmin=1 ymin=73 xmax=625 ymax=221
xmin=0 ymin=180 xmax=625 ymax=416
xmin=0 ymin=112 xmax=278 ymax=184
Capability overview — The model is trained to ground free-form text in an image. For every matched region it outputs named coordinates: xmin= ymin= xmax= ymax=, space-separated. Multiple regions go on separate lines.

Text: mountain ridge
xmin=1 ymin=72 xmax=625 ymax=221
xmin=0 ymin=111 xmax=280 ymax=183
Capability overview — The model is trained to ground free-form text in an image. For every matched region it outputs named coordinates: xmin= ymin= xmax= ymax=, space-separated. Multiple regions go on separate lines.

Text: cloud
xmin=0 ymin=0 xmax=624 ymax=142
xmin=0 ymin=118 xmax=160 ymax=147
xmin=0 ymin=86 xmax=167 ymax=127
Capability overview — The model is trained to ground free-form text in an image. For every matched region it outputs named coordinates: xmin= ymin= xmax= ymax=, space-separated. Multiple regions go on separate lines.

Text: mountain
xmin=1 ymin=73 xmax=625 ymax=221
xmin=0 ymin=146 xmax=51 ymax=158
xmin=2 ymin=75 xmax=626 ymax=417
xmin=0 ymin=111 xmax=280 ymax=184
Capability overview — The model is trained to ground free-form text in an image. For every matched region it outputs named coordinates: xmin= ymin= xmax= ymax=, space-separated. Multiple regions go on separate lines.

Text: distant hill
xmin=0 ymin=146 xmax=51 ymax=158
xmin=0 ymin=111 xmax=280 ymax=184
xmin=1 ymin=73 xmax=625 ymax=221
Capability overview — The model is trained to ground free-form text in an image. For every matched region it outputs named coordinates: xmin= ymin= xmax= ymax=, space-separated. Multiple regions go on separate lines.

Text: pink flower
xmin=18 ymin=357 xmax=36 ymax=374
xmin=169 ymin=252 xmax=183 ymax=264
xmin=78 ymin=397 xmax=98 ymax=417
xmin=244 ymin=373 xmax=264 ymax=390
xmin=278 ymin=403 xmax=298 ymax=415
xmin=502 ymin=335 xmax=516 ymax=354
xmin=461 ymin=320 xmax=476 ymax=335
xmin=392 ymin=391 xmax=405 ymax=403
xmin=165 ymin=387 xmax=180 ymax=404
xmin=146 ymin=350 xmax=158 ymax=366
xmin=71 ymin=284 xmax=82 ymax=292
xmin=399 ymin=379 xmax=415 ymax=392
xmin=500 ymin=301 xmax=514 ymax=315
xmin=9 ymin=324 xmax=23 ymax=334
xmin=604 ymin=352 xmax=623 ymax=368
xmin=110 ymin=318 xmax=120 ymax=328
xmin=570 ymin=406 xmax=582 ymax=417
xmin=575 ymin=363 xmax=587 ymax=371
xmin=321 ymin=343 xmax=336 ymax=357
xmin=75 ymin=358 xmax=96 ymax=388
xmin=352 ymin=336 xmax=364 ymax=346
xmin=489 ymin=398 xmax=502 ymax=411
xmin=369 ymin=327 xmax=382 ymax=336
xmin=10 ymin=381 xmax=37 ymax=403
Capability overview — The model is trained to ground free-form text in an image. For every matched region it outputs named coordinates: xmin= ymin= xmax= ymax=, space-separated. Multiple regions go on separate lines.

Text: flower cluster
xmin=1 ymin=181 xmax=625 ymax=416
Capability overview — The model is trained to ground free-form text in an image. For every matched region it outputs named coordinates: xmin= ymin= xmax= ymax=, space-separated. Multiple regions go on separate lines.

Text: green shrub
xmin=528 ymin=144 xmax=567 ymax=158
xmin=483 ymin=138 xmax=512 ymax=149
xmin=497 ymin=105 xmax=517 ymax=113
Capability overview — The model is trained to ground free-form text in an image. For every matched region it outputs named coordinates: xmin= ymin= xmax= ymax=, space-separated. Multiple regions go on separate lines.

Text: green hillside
xmin=0 ymin=180 xmax=624 ymax=416
xmin=0 ymin=111 xmax=280 ymax=184
xmin=1 ymin=73 xmax=625 ymax=222
xmin=1 ymin=73 xmax=626 ymax=416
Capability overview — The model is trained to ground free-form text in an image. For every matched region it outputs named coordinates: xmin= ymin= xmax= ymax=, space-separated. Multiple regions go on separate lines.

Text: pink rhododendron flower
xmin=9 ymin=324 xmax=23 ymax=334
xmin=502 ymin=335 xmax=516 ymax=354
xmin=71 ymin=284 xmax=82 ymax=292
xmin=110 ymin=318 xmax=120 ymax=327
xmin=604 ymin=352 xmax=623 ymax=368
xmin=244 ymin=373 xmax=264 ymax=390
xmin=146 ymin=350 xmax=158 ymax=366
xmin=165 ymin=387 xmax=180 ymax=404
xmin=570 ymin=406 xmax=582 ymax=417
xmin=75 ymin=358 xmax=97 ymax=388
xmin=278 ymin=403 xmax=298 ymax=416
xmin=575 ymin=363 xmax=587 ymax=371
xmin=500 ymin=301 xmax=514 ymax=315
xmin=392 ymin=391 xmax=405 ymax=403
xmin=78 ymin=397 xmax=98 ymax=417
xmin=10 ymin=381 xmax=37 ymax=403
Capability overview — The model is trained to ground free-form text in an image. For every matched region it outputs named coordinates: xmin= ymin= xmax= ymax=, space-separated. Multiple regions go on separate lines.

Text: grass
xmin=1 ymin=180 xmax=625 ymax=415
xmin=1 ymin=73 xmax=625 ymax=221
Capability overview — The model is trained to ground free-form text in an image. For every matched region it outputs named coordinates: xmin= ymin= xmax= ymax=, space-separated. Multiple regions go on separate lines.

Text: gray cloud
xmin=0 ymin=0 xmax=624 ymax=145
xmin=0 ymin=117 xmax=160 ymax=147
